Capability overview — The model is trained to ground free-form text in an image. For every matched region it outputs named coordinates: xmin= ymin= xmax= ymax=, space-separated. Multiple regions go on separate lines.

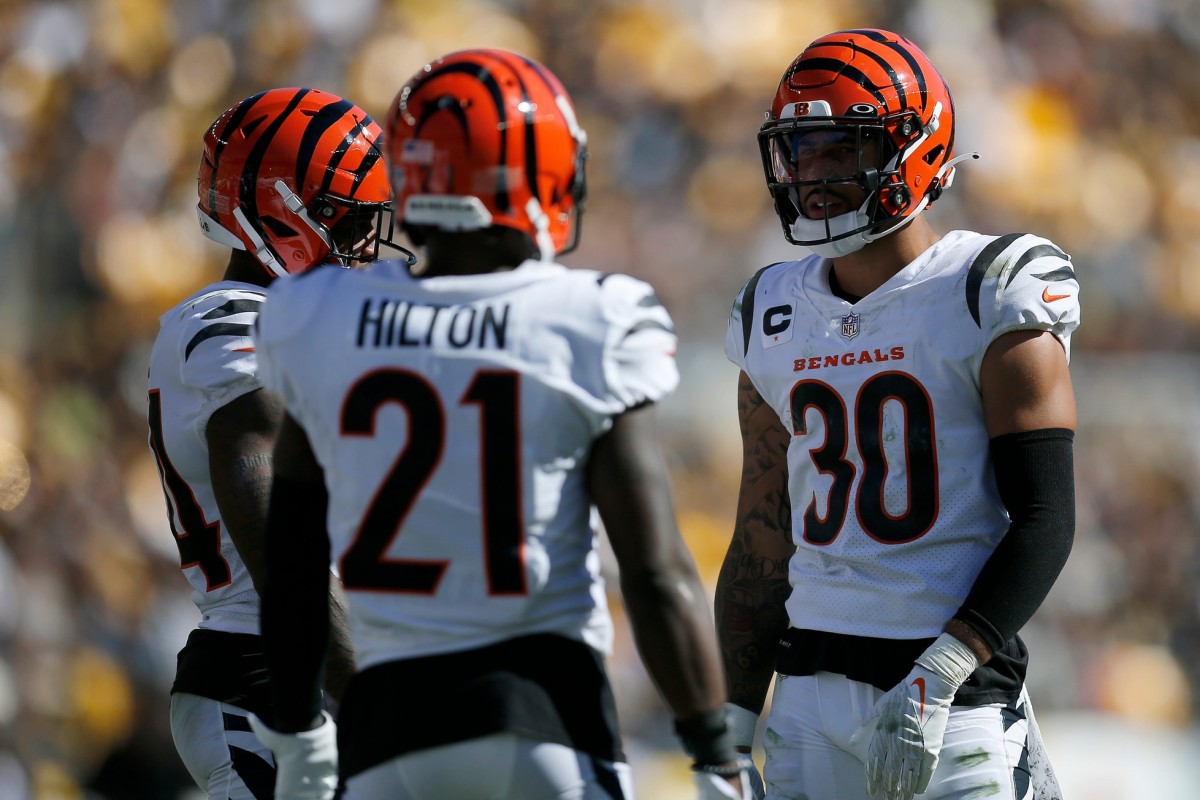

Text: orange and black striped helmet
xmin=197 ymin=88 xmax=399 ymax=277
xmin=759 ymin=29 xmax=973 ymax=257
xmin=385 ymin=49 xmax=588 ymax=260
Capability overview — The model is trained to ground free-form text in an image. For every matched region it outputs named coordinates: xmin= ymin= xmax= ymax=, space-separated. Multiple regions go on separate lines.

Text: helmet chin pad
xmin=785 ymin=178 xmax=935 ymax=259
xmin=788 ymin=206 xmax=873 ymax=257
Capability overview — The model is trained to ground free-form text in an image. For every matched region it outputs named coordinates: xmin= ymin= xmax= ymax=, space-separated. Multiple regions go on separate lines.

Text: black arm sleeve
xmin=261 ymin=474 xmax=331 ymax=732
xmin=953 ymin=428 xmax=1075 ymax=655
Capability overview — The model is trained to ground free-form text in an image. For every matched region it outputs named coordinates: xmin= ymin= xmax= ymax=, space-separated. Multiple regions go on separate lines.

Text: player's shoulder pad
xmin=729 ymin=262 xmax=788 ymax=359
xmin=586 ymin=270 xmax=675 ymax=334
xmin=964 ymin=232 xmax=1077 ymax=330
xmin=254 ymin=265 xmax=343 ymax=347
xmin=180 ymin=286 xmax=266 ymax=364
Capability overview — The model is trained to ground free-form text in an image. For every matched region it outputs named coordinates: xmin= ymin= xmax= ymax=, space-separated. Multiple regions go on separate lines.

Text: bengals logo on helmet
xmin=758 ymin=29 xmax=977 ymax=258
xmin=385 ymin=48 xmax=588 ymax=261
xmin=196 ymin=87 xmax=399 ymax=277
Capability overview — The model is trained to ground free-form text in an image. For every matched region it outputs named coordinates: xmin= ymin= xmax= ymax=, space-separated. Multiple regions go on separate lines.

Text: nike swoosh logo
xmin=1042 ymin=287 xmax=1071 ymax=303
xmin=913 ymin=677 xmax=926 ymax=718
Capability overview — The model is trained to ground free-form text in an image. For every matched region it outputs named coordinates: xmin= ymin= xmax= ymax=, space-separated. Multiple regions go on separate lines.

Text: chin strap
xmin=524 ymin=197 xmax=557 ymax=262
xmin=858 ymin=151 xmax=981 ymax=250
xmin=232 ymin=206 xmax=289 ymax=277
xmin=927 ymin=151 xmax=980 ymax=203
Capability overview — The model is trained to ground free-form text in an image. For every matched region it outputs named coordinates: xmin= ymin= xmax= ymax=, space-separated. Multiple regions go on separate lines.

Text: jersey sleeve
xmin=724 ymin=275 xmax=755 ymax=371
xmin=176 ymin=289 xmax=266 ymax=432
xmin=596 ymin=273 xmax=679 ymax=410
xmin=725 ymin=263 xmax=784 ymax=371
xmin=972 ymin=233 xmax=1081 ymax=365
xmin=253 ymin=272 xmax=317 ymax=411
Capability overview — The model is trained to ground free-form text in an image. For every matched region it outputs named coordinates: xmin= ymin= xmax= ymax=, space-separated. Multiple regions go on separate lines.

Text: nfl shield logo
xmin=841 ymin=312 xmax=860 ymax=340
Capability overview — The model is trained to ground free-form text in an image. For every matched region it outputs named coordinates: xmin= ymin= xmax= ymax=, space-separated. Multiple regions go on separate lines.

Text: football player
xmin=147 ymin=87 xmax=400 ymax=800
xmin=715 ymin=29 xmax=1076 ymax=800
xmin=246 ymin=49 xmax=752 ymax=800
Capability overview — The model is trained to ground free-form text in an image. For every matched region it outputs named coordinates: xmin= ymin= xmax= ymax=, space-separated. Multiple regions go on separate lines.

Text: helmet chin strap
xmin=232 ymin=206 xmax=289 ymax=277
xmin=524 ymin=198 xmax=557 ymax=262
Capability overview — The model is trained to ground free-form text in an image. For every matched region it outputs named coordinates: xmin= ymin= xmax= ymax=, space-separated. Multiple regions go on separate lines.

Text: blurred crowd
xmin=2 ymin=0 xmax=1200 ymax=797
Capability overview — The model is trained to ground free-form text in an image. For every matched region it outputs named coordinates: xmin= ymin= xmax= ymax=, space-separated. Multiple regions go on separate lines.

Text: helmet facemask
xmin=306 ymin=194 xmax=407 ymax=267
xmin=759 ymin=106 xmax=933 ymax=258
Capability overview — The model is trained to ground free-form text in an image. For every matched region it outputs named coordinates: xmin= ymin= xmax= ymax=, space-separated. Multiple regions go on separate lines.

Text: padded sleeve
xmin=954 ymin=428 xmax=1076 ymax=653
xmin=177 ymin=290 xmax=266 ymax=435
xmin=597 ymin=273 xmax=679 ymax=410
xmin=724 ymin=280 xmax=751 ymax=370
xmin=253 ymin=271 xmax=330 ymax=411
xmin=972 ymin=233 xmax=1081 ymax=369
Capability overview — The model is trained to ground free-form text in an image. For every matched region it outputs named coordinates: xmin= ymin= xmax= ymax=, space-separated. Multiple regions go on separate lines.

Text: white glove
xmin=248 ymin=711 xmax=338 ymax=800
xmin=694 ymin=760 xmax=756 ymax=800
xmin=850 ymin=633 xmax=979 ymax=800
xmin=724 ymin=704 xmax=765 ymax=800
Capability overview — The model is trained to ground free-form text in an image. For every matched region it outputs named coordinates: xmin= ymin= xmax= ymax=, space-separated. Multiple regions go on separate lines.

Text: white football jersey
xmin=254 ymin=259 xmax=678 ymax=669
xmin=147 ymin=281 xmax=268 ymax=635
xmin=725 ymin=230 xmax=1080 ymax=640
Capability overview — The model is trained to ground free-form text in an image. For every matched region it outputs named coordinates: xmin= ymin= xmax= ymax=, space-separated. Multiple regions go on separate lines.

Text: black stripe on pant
xmin=224 ymin=712 xmax=275 ymax=800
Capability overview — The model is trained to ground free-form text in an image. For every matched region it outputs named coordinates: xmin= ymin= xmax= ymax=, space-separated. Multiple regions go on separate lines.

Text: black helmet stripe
xmin=319 ymin=115 xmax=380 ymax=198
xmin=495 ymin=51 xmax=541 ymax=204
xmin=414 ymin=94 xmax=470 ymax=141
xmin=206 ymin=89 xmax=267 ymax=218
xmin=792 ymin=57 xmax=889 ymax=107
xmin=239 ymin=88 xmax=312 ymax=232
xmin=804 ymin=31 xmax=928 ymax=114
xmin=846 ymin=30 xmax=931 ymax=112
xmin=514 ymin=51 xmax=584 ymax=206
xmin=343 ymin=122 xmax=384 ymax=199
xmin=296 ymin=97 xmax=358 ymax=196
xmin=408 ymin=58 xmax=513 ymax=211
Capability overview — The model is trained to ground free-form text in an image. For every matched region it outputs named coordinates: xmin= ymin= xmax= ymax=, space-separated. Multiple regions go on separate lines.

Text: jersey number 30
xmin=339 ymin=368 xmax=527 ymax=596
xmin=791 ymin=371 xmax=938 ymax=544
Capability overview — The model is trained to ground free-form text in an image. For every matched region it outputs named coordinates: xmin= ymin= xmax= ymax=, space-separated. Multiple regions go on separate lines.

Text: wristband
xmin=692 ymin=756 xmax=755 ymax=776
xmin=675 ymin=709 xmax=738 ymax=767
xmin=915 ymin=632 xmax=980 ymax=687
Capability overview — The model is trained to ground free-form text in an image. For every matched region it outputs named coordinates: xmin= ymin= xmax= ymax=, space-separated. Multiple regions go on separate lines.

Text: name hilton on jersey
xmin=357 ymin=298 xmax=510 ymax=350
xmin=793 ymin=346 xmax=905 ymax=372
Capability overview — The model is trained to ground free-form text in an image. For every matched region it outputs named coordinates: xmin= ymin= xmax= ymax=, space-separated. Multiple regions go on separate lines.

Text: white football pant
xmin=342 ymin=733 xmax=635 ymax=800
xmin=763 ymin=672 xmax=1053 ymax=800
xmin=171 ymin=692 xmax=276 ymax=800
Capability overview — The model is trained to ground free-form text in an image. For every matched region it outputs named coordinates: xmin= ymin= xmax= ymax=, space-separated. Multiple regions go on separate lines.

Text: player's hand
xmin=851 ymin=663 xmax=956 ymax=800
xmin=849 ymin=633 xmax=980 ymax=800
xmin=693 ymin=760 xmax=756 ymax=800
xmin=248 ymin=711 xmax=338 ymax=800
xmin=723 ymin=704 xmax=765 ymax=799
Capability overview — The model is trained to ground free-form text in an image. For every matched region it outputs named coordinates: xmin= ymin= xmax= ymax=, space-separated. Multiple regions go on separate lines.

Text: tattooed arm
xmin=207 ymin=389 xmax=283 ymax=588
xmin=714 ymin=371 xmax=795 ymax=714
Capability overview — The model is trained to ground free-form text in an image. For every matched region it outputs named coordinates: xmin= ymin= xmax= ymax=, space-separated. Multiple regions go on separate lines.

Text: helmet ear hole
xmin=261 ymin=216 xmax=300 ymax=238
xmin=310 ymin=197 xmax=338 ymax=220
xmin=923 ymin=144 xmax=946 ymax=166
